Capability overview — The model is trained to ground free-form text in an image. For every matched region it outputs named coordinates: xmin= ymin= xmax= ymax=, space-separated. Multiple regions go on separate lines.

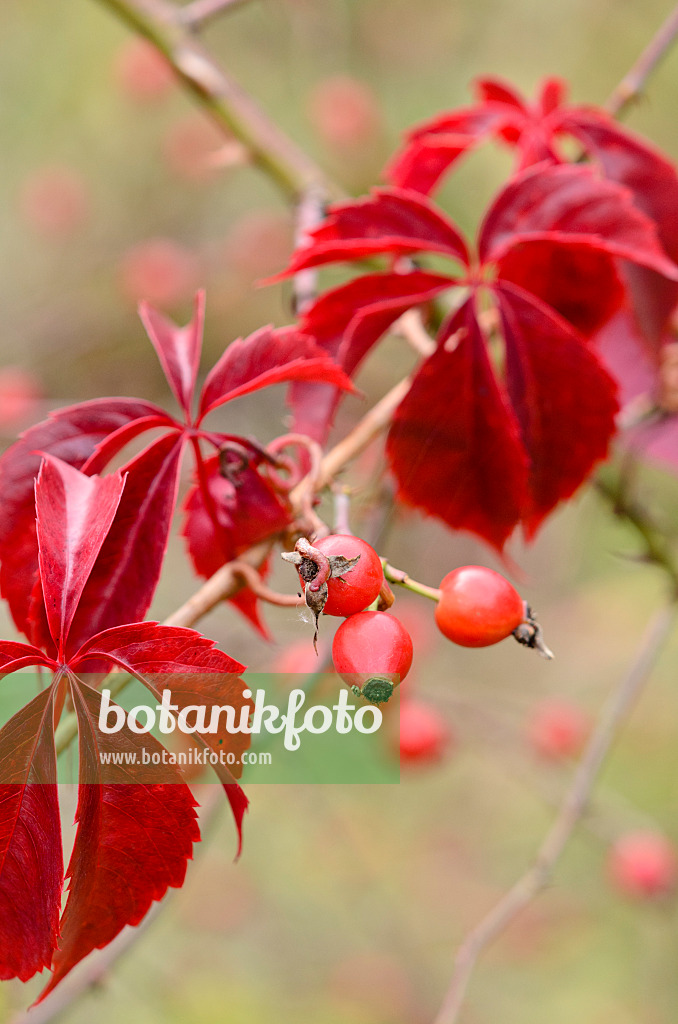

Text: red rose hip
xmin=312 ymin=534 xmax=384 ymax=617
xmin=435 ymin=566 xmax=524 ymax=647
xmin=332 ymin=611 xmax=413 ymax=704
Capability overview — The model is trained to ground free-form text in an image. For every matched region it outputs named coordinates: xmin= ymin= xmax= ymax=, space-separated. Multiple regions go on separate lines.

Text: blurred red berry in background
xmin=0 ymin=368 xmax=42 ymax=430
xmin=307 ymin=75 xmax=382 ymax=150
xmin=114 ymin=38 xmax=175 ymax=102
xmin=608 ymin=831 xmax=677 ymax=899
xmin=528 ymin=698 xmax=589 ymax=761
xmin=118 ymin=237 xmax=200 ymax=309
xmin=162 ymin=115 xmax=237 ymax=182
xmin=399 ymin=698 xmax=451 ymax=765
xmin=18 ymin=166 xmax=89 ymax=238
xmin=222 ymin=210 xmax=293 ymax=281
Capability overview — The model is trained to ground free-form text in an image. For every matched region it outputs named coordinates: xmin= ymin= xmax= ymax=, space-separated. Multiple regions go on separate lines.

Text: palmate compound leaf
xmin=385 ymin=75 xmax=678 ymax=343
xmin=0 ymin=296 xmax=356 ymax=649
xmin=386 ymin=289 xmax=619 ymax=547
xmin=0 ymin=454 xmax=253 ymax=995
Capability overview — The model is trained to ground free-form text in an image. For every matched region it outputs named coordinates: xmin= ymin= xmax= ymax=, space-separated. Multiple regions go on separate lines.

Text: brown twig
xmin=97 ymin=0 xmax=333 ymax=200
xmin=606 ymin=3 xmax=678 ymax=116
xmin=432 ymin=602 xmax=678 ymax=1024
xmin=229 ymin=560 xmax=303 ymax=606
xmin=308 ymin=377 xmax=412 ymax=492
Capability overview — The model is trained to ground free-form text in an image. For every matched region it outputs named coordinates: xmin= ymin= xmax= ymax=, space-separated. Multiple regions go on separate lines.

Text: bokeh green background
xmin=2 ymin=1 xmax=678 ymax=1022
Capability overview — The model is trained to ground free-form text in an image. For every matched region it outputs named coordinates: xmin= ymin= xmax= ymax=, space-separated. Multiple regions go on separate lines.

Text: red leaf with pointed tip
xmin=0 ymin=686 xmax=62 ymax=982
xmin=478 ymin=164 xmax=678 ymax=281
xmin=387 ymin=300 xmax=528 ymax=548
xmin=497 ymin=240 xmax=625 ymax=336
xmin=269 ymin=188 xmax=470 ymax=279
xmin=0 ymin=398 xmax=166 ymax=639
xmin=81 ymin=414 xmax=177 ymax=476
xmin=60 ymin=433 xmax=185 ymax=657
xmin=0 ymin=640 xmax=54 ymax=675
xmin=73 ymin=622 xmax=251 ymax=854
xmin=198 ymin=326 xmax=355 ymax=419
xmin=41 ymin=680 xmax=199 ymax=999
xmin=385 ymin=98 xmax=523 ymax=194
xmin=385 ymin=77 xmax=562 ymax=193
xmin=291 ymin=270 xmax=452 ymax=441
xmin=35 ymin=457 xmax=126 ymax=653
xmin=496 ymin=282 xmax=619 ymax=535
xmin=139 ymin=291 xmax=205 ymax=417
xmin=474 ymin=76 xmax=529 ymax=110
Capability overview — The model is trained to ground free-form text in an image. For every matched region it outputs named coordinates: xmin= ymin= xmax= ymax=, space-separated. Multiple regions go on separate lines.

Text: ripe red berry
xmin=527 ymin=699 xmax=589 ymax=760
xmin=312 ymin=535 xmax=384 ymax=617
xmin=332 ymin=611 xmax=413 ymax=704
xmin=435 ymin=566 xmax=524 ymax=647
xmin=399 ymin=699 xmax=450 ymax=764
xmin=608 ymin=832 xmax=677 ymax=899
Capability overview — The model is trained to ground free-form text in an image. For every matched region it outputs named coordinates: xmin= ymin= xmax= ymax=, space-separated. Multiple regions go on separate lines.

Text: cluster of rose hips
xmin=282 ymin=534 xmax=552 ymax=763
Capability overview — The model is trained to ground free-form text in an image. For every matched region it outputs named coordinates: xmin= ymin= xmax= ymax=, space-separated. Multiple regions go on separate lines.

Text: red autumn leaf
xmin=290 ymin=270 xmax=453 ymax=441
xmin=41 ymin=679 xmax=199 ymax=998
xmin=182 ymin=455 xmax=289 ymax=635
xmin=198 ymin=324 xmax=355 ymax=418
xmin=0 ymin=456 xmax=251 ymax=993
xmin=0 ymin=398 xmax=166 ymax=639
xmin=0 ymin=640 xmax=54 ymax=674
xmin=384 ymin=108 xmax=506 ymax=194
xmin=35 ymin=456 xmax=126 ymax=655
xmin=561 ymin=109 xmax=678 ymax=342
xmin=496 ymin=281 xmax=619 ymax=535
xmin=270 ymin=188 xmax=470 ymax=280
xmin=386 ymin=300 xmax=529 ymax=549
xmin=496 ymin=241 xmax=625 ymax=337
xmin=73 ymin=622 xmax=252 ymax=852
xmin=384 ymin=75 xmax=678 ymax=343
xmin=63 ymin=432 xmax=185 ymax=656
xmin=0 ymin=686 xmax=62 ymax=983
xmin=139 ymin=290 xmax=205 ymax=417
xmin=385 ymin=76 xmax=560 ymax=193
xmin=478 ymin=163 xmax=678 ymax=280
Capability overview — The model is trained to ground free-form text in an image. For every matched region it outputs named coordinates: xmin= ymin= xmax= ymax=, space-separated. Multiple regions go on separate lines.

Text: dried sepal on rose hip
xmin=434 ymin=565 xmax=553 ymax=659
xmin=332 ymin=610 xmax=413 ymax=704
xmin=281 ymin=534 xmax=384 ymax=649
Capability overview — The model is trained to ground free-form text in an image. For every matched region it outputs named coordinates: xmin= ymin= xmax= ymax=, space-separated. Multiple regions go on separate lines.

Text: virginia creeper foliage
xmin=2 ymin=66 xmax=678 ymax=1000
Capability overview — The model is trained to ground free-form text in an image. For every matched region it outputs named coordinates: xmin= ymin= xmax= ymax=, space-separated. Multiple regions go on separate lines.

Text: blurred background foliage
xmin=2 ymin=0 xmax=678 ymax=1022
